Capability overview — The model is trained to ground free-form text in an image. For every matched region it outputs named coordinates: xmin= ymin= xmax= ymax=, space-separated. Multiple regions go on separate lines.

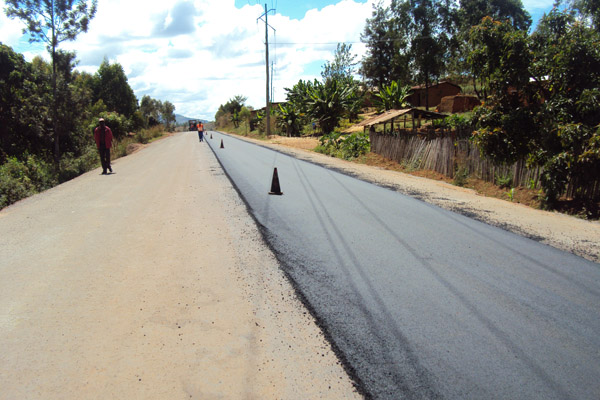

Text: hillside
xmin=175 ymin=114 xmax=209 ymax=125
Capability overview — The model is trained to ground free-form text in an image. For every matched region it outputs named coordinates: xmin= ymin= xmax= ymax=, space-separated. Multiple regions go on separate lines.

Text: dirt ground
xmin=241 ymin=134 xmax=600 ymax=263
xmin=0 ymin=132 xmax=361 ymax=399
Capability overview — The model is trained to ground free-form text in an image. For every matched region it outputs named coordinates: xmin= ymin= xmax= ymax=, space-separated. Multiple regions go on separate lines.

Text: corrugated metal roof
xmin=357 ymin=108 xmax=447 ymax=127
xmin=356 ymin=109 xmax=412 ymax=127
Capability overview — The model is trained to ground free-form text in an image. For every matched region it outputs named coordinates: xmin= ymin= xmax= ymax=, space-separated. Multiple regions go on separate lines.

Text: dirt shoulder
xmin=228 ymin=134 xmax=600 ymax=263
xmin=0 ymin=132 xmax=360 ymax=399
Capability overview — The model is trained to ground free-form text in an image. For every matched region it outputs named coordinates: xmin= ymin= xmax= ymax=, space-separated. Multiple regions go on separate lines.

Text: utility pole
xmin=258 ymin=4 xmax=275 ymax=136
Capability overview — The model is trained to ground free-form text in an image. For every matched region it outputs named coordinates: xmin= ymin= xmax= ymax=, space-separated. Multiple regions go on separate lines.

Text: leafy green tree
xmin=467 ymin=17 xmax=531 ymax=101
xmin=215 ymin=95 xmax=247 ymax=128
xmin=451 ymin=0 xmax=531 ymax=86
xmin=161 ymin=100 xmax=176 ymax=131
xmin=362 ymin=0 xmax=456 ymax=107
xmin=361 ymin=0 xmax=411 ymax=88
xmin=5 ymin=0 xmax=97 ymax=164
xmin=469 ymin=18 xmax=535 ymax=162
xmin=140 ymin=95 xmax=161 ymax=126
xmin=0 ymin=44 xmax=50 ymax=161
xmin=322 ymin=43 xmax=358 ymax=82
xmin=408 ymin=0 xmax=450 ymax=109
xmin=471 ymin=12 xmax=600 ymax=206
xmin=570 ymin=0 xmax=600 ymax=30
xmin=457 ymin=0 xmax=531 ymax=32
xmin=93 ymin=58 xmax=137 ymax=118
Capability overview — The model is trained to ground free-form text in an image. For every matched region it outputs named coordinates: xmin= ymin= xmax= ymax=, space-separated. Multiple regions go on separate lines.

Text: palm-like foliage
xmin=306 ymin=79 xmax=356 ymax=134
xmin=276 ymin=103 xmax=303 ymax=137
xmin=374 ymin=81 xmax=411 ymax=111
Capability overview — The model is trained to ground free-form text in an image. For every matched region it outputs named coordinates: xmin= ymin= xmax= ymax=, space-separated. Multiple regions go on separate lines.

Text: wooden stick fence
xmin=370 ymin=129 xmax=600 ymax=200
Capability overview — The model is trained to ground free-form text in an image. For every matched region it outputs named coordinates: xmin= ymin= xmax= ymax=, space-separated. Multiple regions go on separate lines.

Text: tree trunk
xmin=51 ymin=6 xmax=60 ymax=169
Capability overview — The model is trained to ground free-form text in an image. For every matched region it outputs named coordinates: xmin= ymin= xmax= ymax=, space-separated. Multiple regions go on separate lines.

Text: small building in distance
xmin=408 ymin=81 xmax=462 ymax=108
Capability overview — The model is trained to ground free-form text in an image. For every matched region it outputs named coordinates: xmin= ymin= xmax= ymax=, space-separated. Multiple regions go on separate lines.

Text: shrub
xmin=315 ymin=132 xmax=370 ymax=160
xmin=453 ymin=167 xmax=470 ymax=187
xmin=340 ymin=132 xmax=370 ymax=160
xmin=59 ymin=147 xmax=98 ymax=183
xmin=0 ymin=158 xmax=36 ymax=208
xmin=88 ymin=111 xmax=131 ymax=140
xmin=495 ymin=172 xmax=513 ymax=188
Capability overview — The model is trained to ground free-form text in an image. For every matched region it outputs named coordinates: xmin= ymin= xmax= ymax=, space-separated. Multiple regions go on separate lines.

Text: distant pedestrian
xmin=94 ymin=118 xmax=113 ymax=174
xmin=197 ymin=122 xmax=204 ymax=142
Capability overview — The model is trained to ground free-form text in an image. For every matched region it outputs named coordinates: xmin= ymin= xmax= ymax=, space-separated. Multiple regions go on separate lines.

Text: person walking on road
xmin=94 ymin=118 xmax=113 ymax=175
xmin=197 ymin=122 xmax=204 ymax=142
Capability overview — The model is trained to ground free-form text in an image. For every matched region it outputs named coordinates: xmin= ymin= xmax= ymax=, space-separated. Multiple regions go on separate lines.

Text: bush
xmin=433 ymin=113 xmax=475 ymax=136
xmin=59 ymin=147 xmax=98 ymax=183
xmin=315 ymin=132 xmax=370 ymax=160
xmin=495 ymin=172 xmax=513 ymax=188
xmin=0 ymin=158 xmax=36 ymax=208
xmin=0 ymin=155 xmax=58 ymax=208
xmin=88 ymin=111 xmax=131 ymax=140
xmin=340 ymin=132 xmax=370 ymax=160
xmin=453 ymin=166 xmax=470 ymax=187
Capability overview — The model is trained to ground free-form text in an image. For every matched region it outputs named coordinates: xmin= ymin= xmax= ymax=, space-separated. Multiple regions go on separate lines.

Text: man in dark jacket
xmin=94 ymin=118 xmax=113 ymax=174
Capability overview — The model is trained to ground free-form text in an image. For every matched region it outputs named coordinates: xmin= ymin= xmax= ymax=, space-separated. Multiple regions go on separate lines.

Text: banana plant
xmin=375 ymin=80 xmax=412 ymax=112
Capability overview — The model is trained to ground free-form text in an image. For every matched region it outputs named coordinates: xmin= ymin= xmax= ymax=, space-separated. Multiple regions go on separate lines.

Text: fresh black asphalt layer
xmin=206 ymin=131 xmax=600 ymax=399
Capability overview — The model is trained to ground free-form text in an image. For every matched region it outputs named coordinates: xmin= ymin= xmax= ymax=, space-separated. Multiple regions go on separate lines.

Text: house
xmin=408 ymin=81 xmax=462 ymax=108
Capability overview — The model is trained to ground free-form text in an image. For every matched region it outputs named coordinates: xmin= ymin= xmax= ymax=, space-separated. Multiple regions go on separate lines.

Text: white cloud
xmin=1 ymin=0 xmax=384 ymax=120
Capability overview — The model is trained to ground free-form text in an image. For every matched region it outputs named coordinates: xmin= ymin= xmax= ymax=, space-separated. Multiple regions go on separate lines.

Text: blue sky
xmin=235 ymin=0 xmax=368 ymax=20
xmin=1 ymin=0 xmax=554 ymax=120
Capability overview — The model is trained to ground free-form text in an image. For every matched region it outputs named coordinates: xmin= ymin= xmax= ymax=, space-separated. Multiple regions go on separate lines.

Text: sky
xmin=1 ymin=0 xmax=554 ymax=121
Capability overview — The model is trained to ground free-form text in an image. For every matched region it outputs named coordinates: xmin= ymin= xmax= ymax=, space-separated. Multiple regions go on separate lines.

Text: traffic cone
xmin=220 ymin=139 xmax=224 ymax=148
xmin=210 ymin=134 xmax=213 ymax=139
xmin=268 ymin=168 xmax=283 ymax=195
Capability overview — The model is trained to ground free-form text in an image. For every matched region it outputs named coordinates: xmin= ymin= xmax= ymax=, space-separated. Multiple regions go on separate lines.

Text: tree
xmin=161 ymin=101 xmax=176 ymax=131
xmin=408 ymin=0 xmax=449 ymax=109
xmin=570 ymin=0 xmax=600 ymax=30
xmin=0 ymin=44 xmax=50 ymax=161
xmin=5 ymin=0 xmax=97 ymax=164
xmin=322 ymin=43 xmax=358 ymax=82
xmin=467 ymin=17 xmax=531 ymax=102
xmin=93 ymin=58 xmax=137 ymax=118
xmin=471 ymin=12 xmax=600 ymax=206
xmin=140 ymin=95 xmax=161 ymax=126
xmin=457 ymin=0 xmax=532 ymax=33
xmin=214 ymin=95 xmax=247 ymax=128
xmin=361 ymin=0 xmax=411 ymax=88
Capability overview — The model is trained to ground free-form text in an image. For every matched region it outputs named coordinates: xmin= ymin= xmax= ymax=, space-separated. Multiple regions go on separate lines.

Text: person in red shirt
xmin=94 ymin=118 xmax=113 ymax=174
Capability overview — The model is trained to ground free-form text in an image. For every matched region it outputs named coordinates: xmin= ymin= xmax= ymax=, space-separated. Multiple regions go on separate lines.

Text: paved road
xmin=207 ymin=131 xmax=600 ymax=399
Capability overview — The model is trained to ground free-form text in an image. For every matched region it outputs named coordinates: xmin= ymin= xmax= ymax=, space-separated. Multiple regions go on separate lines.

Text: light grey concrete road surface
xmin=0 ymin=132 xmax=360 ymax=399
xmin=207 ymin=131 xmax=600 ymax=400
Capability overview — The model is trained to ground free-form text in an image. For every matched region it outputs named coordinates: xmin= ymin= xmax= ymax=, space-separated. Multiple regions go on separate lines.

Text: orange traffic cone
xmin=220 ymin=139 xmax=224 ymax=148
xmin=268 ymin=168 xmax=283 ymax=195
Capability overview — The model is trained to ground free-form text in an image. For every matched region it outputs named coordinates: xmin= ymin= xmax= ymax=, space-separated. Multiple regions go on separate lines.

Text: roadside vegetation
xmin=216 ymin=0 xmax=599 ymax=218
